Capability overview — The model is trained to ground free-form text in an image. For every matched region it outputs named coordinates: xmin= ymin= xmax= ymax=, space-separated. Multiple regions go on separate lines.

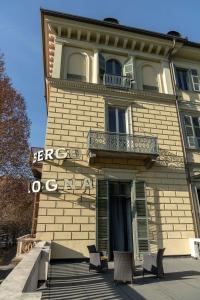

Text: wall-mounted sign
xmin=33 ymin=148 xmax=81 ymax=163
xmin=30 ymin=148 xmax=91 ymax=193
xmin=29 ymin=178 xmax=95 ymax=193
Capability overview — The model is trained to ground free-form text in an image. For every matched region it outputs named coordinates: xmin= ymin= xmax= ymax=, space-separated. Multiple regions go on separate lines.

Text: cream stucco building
xmin=35 ymin=9 xmax=200 ymax=259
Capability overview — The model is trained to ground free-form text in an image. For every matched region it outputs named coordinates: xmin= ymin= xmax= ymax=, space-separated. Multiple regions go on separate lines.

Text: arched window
xmin=106 ymin=59 xmax=122 ymax=76
xmin=67 ymin=53 xmax=86 ymax=81
xmin=142 ymin=65 xmax=158 ymax=91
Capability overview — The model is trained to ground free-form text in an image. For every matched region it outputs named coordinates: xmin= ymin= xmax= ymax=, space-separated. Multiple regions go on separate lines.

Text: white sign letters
xmin=33 ymin=148 xmax=81 ymax=163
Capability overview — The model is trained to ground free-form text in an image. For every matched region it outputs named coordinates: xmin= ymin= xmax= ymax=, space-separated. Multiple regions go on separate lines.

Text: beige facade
xmin=35 ymin=9 xmax=200 ymax=259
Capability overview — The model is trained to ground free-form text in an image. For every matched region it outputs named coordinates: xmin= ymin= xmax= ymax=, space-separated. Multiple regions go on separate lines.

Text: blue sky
xmin=1 ymin=0 xmax=200 ymax=147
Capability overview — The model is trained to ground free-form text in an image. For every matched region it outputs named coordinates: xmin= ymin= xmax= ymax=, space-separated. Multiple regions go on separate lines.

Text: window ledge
xmin=186 ymin=147 xmax=200 ymax=152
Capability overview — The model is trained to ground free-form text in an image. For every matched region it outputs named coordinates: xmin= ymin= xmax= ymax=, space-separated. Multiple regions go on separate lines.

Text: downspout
xmin=168 ymin=39 xmax=199 ymax=237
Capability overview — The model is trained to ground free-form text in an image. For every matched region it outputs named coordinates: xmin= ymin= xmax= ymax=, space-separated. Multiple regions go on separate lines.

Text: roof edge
xmin=40 ymin=8 xmax=200 ymax=49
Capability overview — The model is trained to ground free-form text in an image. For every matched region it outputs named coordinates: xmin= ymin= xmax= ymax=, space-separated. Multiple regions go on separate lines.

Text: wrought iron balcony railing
xmin=88 ymin=131 xmax=158 ymax=155
xmin=103 ymin=74 xmax=134 ymax=89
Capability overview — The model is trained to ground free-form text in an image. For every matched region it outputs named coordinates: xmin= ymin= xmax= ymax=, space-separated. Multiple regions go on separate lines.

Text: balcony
xmin=88 ymin=131 xmax=158 ymax=167
xmin=103 ymin=74 xmax=134 ymax=89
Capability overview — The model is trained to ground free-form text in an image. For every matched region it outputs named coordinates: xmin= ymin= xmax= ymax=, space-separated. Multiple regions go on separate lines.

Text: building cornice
xmin=40 ymin=9 xmax=189 ymax=45
xmin=47 ymin=77 xmax=176 ymax=103
xmin=42 ymin=11 xmax=177 ymax=78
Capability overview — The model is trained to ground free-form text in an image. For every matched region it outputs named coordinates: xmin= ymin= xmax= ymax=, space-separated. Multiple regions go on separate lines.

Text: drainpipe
xmin=168 ymin=39 xmax=199 ymax=237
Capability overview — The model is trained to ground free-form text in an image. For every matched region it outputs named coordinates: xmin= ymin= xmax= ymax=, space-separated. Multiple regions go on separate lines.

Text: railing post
xmin=17 ymin=238 xmax=23 ymax=256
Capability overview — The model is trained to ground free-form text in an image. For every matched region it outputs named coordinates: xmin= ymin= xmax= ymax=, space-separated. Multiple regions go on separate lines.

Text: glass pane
xmin=115 ymin=61 xmax=122 ymax=76
xmin=182 ymin=70 xmax=188 ymax=90
xmin=197 ymin=139 xmax=200 ymax=148
xmin=177 ymin=68 xmax=188 ymax=90
xmin=197 ymin=189 xmax=200 ymax=206
xmin=193 ymin=77 xmax=199 ymax=84
xmin=106 ymin=60 xmax=113 ymax=75
xmin=194 ymin=84 xmax=200 ymax=91
xmin=191 ymin=69 xmax=198 ymax=76
xmin=194 ymin=127 xmax=200 ymax=137
xmin=192 ymin=117 xmax=199 ymax=127
xmin=119 ymin=182 xmax=131 ymax=195
xmin=108 ymin=107 xmax=116 ymax=132
xmin=176 ymin=69 xmax=182 ymax=88
xmin=186 ymin=126 xmax=193 ymax=136
xmin=184 ymin=116 xmax=192 ymax=126
xmin=118 ymin=109 xmax=126 ymax=133
xmin=106 ymin=59 xmax=121 ymax=76
xmin=109 ymin=182 xmax=119 ymax=196
xmin=99 ymin=53 xmax=105 ymax=79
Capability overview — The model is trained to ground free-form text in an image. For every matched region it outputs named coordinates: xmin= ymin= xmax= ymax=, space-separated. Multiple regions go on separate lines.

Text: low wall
xmin=0 ymin=241 xmax=51 ymax=300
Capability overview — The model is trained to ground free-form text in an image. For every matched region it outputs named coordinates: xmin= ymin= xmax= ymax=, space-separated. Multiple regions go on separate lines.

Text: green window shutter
xmin=190 ymin=69 xmax=200 ymax=92
xmin=123 ymin=57 xmax=134 ymax=80
xmin=135 ymin=181 xmax=149 ymax=257
xmin=99 ymin=53 xmax=106 ymax=81
xmin=97 ymin=180 xmax=109 ymax=253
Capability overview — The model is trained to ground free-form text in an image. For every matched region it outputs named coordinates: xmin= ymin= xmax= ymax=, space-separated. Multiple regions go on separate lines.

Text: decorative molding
xmin=97 ymin=168 xmax=138 ymax=180
xmin=44 ymin=17 xmax=175 ymax=76
xmin=47 ymin=77 xmax=176 ymax=102
xmin=179 ymin=99 xmax=200 ymax=113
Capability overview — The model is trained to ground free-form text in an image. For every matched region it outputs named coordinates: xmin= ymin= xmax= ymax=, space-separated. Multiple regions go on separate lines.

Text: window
xmin=108 ymin=106 xmax=126 ymax=133
xmin=99 ymin=54 xmax=135 ymax=89
xmin=176 ymin=68 xmax=189 ymax=90
xmin=176 ymin=67 xmax=200 ymax=92
xmin=106 ymin=59 xmax=122 ymax=76
xmin=142 ymin=65 xmax=158 ymax=92
xmin=184 ymin=116 xmax=200 ymax=148
xmin=67 ymin=53 xmax=86 ymax=81
xmin=191 ymin=70 xmax=200 ymax=92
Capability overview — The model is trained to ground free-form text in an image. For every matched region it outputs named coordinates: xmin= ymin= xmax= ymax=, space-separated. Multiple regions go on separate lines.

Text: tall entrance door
xmin=109 ymin=181 xmax=132 ymax=260
xmin=96 ymin=179 xmax=148 ymax=260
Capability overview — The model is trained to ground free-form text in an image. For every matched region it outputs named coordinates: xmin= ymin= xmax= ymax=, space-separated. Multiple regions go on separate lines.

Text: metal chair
xmin=143 ymin=248 xmax=165 ymax=278
xmin=114 ymin=251 xmax=133 ymax=284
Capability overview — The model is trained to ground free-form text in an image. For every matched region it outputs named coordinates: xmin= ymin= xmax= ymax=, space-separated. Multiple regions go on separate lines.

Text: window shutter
xmin=97 ymin=180 xmax=109 ymax=253
xmin=172 ymin=64 xmax=177 ymax=87
xmin=135 ymin=182 xmax=149 ymax=257
xmin=190 ymin=69 xmax=200 ymax=92
xmin=175 ymin=67 xmax=180 ymax=89
xmin=99 ymin=53 xmax=106 ymax=81
xmin=184 ymin=116 xmax=196 ymax=148
xmin=123 ymin=57 xmax=134 ymax=80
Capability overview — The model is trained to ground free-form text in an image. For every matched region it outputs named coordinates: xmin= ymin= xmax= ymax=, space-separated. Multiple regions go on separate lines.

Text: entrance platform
xmin=41 ymin=257 xmax=200 ymax=300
